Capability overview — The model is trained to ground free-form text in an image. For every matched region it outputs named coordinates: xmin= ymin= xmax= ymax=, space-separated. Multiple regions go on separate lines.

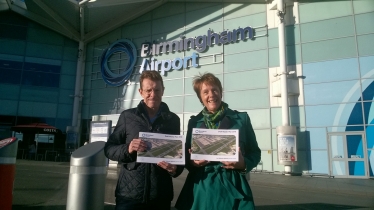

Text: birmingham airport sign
xmin=140 ymin=27 xmax=254 ymax=75
xmin=101 ymin=26 xmax=254 ymax=86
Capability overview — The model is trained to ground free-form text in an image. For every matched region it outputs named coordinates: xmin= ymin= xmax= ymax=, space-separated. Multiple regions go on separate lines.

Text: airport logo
xmin=100 ymin=39 xmax=137 ymax=86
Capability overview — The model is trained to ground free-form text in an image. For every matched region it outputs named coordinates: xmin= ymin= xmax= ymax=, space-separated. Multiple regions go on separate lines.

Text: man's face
xmin=139 ymin=78 xmax=164 ymax=111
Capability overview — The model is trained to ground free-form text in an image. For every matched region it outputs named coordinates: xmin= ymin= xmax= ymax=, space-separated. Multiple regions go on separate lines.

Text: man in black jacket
xmin=104 ymin=71 xmax=183 ymax=210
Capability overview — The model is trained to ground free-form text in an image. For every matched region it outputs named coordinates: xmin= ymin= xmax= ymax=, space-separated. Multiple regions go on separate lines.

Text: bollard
xmin=0 ymin=137 xmax=18 ymax=210
xmin=66 ymin=141 xmax=107 ymax=210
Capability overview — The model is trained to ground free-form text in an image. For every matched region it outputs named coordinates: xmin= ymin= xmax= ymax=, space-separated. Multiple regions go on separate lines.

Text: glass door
xmin=328 ymin=132 xmax=368 ymax=178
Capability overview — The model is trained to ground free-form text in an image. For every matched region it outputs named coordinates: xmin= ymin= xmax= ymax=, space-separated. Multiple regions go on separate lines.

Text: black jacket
xmin=104 ymin=101 xmax=183 ymax=203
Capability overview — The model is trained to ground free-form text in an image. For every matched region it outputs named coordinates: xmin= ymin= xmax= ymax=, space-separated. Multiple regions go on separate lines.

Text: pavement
xmin=12 ymin=160 xmax=374 ymax=209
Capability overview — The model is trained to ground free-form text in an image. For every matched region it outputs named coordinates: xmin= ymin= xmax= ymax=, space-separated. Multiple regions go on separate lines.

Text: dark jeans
xmin=115 ymin=197 xmax=171 ymax=210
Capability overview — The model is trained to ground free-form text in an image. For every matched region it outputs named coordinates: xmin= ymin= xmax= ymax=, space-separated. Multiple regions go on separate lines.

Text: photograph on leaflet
xmin=137 ymin=132 xmax=185 ymax=165
xmin=191 ymin=128 xmax=239 ymax=162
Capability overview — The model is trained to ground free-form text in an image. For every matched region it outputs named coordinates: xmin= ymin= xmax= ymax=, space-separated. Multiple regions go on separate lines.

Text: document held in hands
xmin=137 ymin=132 xmax=185 ymax=165
xmin=191 ymin=128 xmax=239 ymax=162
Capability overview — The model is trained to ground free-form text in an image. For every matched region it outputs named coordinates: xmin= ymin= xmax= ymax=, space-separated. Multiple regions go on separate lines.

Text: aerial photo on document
xmin=138 ymin=138 xmax=183 ymax=159
xmin=191 ymin=134 xmax=236 ymax=156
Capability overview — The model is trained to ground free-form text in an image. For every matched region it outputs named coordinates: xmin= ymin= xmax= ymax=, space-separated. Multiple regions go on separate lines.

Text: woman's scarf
xmin=202 ymin=102 xmax=228 ymax=129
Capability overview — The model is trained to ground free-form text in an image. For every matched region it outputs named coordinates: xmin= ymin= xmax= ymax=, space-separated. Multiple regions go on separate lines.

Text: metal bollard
xmin=0 ymin=137 xmax=18 ymax=210
xmin=66 ymin=141 xmax=107 ymax=210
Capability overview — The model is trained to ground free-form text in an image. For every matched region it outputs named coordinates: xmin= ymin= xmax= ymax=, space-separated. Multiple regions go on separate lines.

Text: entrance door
xmin=328 ymin=132 xmax=368 ymax=178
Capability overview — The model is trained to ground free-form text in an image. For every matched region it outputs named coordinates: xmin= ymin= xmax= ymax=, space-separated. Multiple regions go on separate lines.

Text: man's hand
xmin=128 ymin=139 xmax=147 ymax=154
xmin=157 ymin=161 xmax=177 ymax=174
xmin=189 ymin=149 xmax=209 ymax=167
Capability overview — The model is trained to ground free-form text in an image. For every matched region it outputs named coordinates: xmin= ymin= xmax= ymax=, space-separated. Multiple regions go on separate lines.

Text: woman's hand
xmin=157 ymin=161 xmax=177 ymax=174
xmin=128 ymin=139 xmax=147 ymax=154
xmin=189 ymin=149 xmax=210 ymax=167
xmin=221 ymin=147 xmax=246 ymax=170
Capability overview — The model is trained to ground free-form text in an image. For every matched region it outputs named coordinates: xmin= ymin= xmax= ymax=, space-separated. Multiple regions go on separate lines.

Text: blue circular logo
xmin=100 ymin=39 xmax=137 ymax=86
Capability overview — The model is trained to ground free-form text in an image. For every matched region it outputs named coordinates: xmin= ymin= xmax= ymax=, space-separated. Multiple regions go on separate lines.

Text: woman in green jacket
xmin=175 ymin=73 xmax=261 ymax=210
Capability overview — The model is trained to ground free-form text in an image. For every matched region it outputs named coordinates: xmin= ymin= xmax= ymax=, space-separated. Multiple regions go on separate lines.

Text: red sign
xmin=0 ymin=137 xmax=17 ymax=149
xmin=291 ymin=155 xmax=295 ymax=162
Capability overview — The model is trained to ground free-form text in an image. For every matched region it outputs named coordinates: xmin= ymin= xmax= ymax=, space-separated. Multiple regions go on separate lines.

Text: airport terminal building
xmin=0 ymin=0 xmax=373 ymax=178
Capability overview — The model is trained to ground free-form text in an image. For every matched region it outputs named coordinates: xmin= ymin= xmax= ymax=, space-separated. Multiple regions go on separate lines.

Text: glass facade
xmin=1 ymin=0 xmax=373 ymax=177
xmin=0 ymin=11 xmax=77 ymax=142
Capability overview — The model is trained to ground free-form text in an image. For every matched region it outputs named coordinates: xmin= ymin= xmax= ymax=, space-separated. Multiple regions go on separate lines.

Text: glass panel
xmin=0 ymin=59 xmax=23 ymax=69
xmin=332 ymin=161 xmax=346 ymax=176
xmin=223 ymin=69 xmax=268 ymax=91
xmin=367 ymin=125 xmax=374 ymax=149
xmin=152 ymin=13 xmax=185 ymax=34
xmin=0 ymin=39 xmax=26 ymax=55
xmin=224 ymin=88 xmax=269 ymax=110
xmin=368 ymin=150 xmax=374 ymax=176
xmin=163 ymin=79 xmax=183 ymax=96
xmin=347 ymin=135 xmax=364 ymax=158
xmin=254 ymin=129 xmax=271 ymax=149
xmin=0 ymin=100 xmax=18 ymax=115
xmin=300 ymin=16 xmax=354 ymax=43
xmin=359 ymin=56 xmax=374 ymax=79
xmin=299 ymin=1 xmax=352 ymax=23
xmin=308 ymin=128 xmax=328 ymax=150
xmin=331 ymin=135 xmax=345 ymax=158
xmin=26 ymin=43 xmax=63 ymax=60
xmin=246 ymin=109 xmax=270 ymax=129
xmin=348 ymin=161 xmax=365 ymax=176
xmin=224 ymin=13 xmax=266 ymax=33
xmin=0 ymin=24 xmax=27 ymax=40
xmin=152 ymin=3 xmax=185 ymax=19
xmin=186 ymin=4 xmax=222 ymax=28
xmin=21 ymin=71 xmax=60 ymax=88
xmin=353 ymin=0 xmax=374 ymax=14
xmin=27 ymin=27 xmax=64 ymax=45
xmin=305 ymin=103 xmax=362 ymax=127
xmin=162 ymin=96 xmax=183 ymax=113
xmin=309 ymin=150 xmax=329 ymax=174
xmin=90 ymin=87 xmax=119 ymax=103
xmin=24 ymin=62 xmax=61 ymax=73
xmin=224 ymin=49 xmax=268 ymax=72
xmin=0 ymin=68 xmax=21 ymax=84
xmin=357 ymin=34 xmax=374 ymax=57
xmin=223 ymin=4 xmax=266 ymax=20
xmin=184 ymin=95 xmax=202 ymax=113
xmin=122 ymin=21 xmax=152 ymax=38
xmin=302 ymin=37 xmax=356 ymax=63
xmin=303 ymin=58 xmax=359 ymax=84
xmin=304 ymin=80 xmax=360 ymax=105
xmin=355 ymin=12 xmax=374 ymax=35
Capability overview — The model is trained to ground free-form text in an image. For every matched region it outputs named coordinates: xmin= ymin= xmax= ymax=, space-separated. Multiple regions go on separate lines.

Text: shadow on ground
xmin=257 ymin=203 xmax=369 ymax=210
xmin=12 ymin=205 xmax=115 ymax=210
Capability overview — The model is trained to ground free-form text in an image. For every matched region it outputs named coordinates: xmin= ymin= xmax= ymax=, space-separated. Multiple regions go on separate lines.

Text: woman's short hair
xmin=140 ymin=71 xmax=164 ymax=89
xmin=193 ymin=72 xmax=222 ymax=103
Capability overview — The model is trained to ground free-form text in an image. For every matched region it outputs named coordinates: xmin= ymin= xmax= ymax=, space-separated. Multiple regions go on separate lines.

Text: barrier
xmin=66 ymin=141 xmax=107 ymax=210
xmin=0 ymin=137 xmax=18 ymax=210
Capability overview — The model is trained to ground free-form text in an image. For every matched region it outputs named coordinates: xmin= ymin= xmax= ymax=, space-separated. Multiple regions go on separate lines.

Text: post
xmin=0 ymin=137 xmax=18 ymax=210
xmin=66 ymin=141 xmax=107 ymax=210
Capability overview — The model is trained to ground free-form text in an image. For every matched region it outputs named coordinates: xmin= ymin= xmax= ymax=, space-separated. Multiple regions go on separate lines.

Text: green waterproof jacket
xmin=175 ymin=108 xmax=261 ymax=210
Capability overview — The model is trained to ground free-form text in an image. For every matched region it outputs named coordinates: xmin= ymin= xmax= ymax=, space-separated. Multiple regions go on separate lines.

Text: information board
xmin=90 ymin=121 xmax=112 ymax=143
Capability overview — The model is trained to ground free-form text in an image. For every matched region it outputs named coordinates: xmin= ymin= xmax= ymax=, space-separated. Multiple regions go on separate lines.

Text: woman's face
xmin=200 ymin=82 xmax=222 ymax=113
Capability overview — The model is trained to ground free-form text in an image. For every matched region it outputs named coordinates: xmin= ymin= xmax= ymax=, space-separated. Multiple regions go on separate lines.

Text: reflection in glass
xmin=332 ymin=161 xmax=346 ymax=176
xmin=348 ymin=161 xmax=365 ymax=176
xmin=331 ymin=135 xmax=344 ymax=158
xmin=347 ymin=135 xmax=363 ymax=158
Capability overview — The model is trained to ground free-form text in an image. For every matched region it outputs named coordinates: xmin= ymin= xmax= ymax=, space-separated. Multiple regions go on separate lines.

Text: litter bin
xmin=0 ymin=137 xmax=18 ymax=210
xmin=66 ymin=141 xmax=107 ymax=210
